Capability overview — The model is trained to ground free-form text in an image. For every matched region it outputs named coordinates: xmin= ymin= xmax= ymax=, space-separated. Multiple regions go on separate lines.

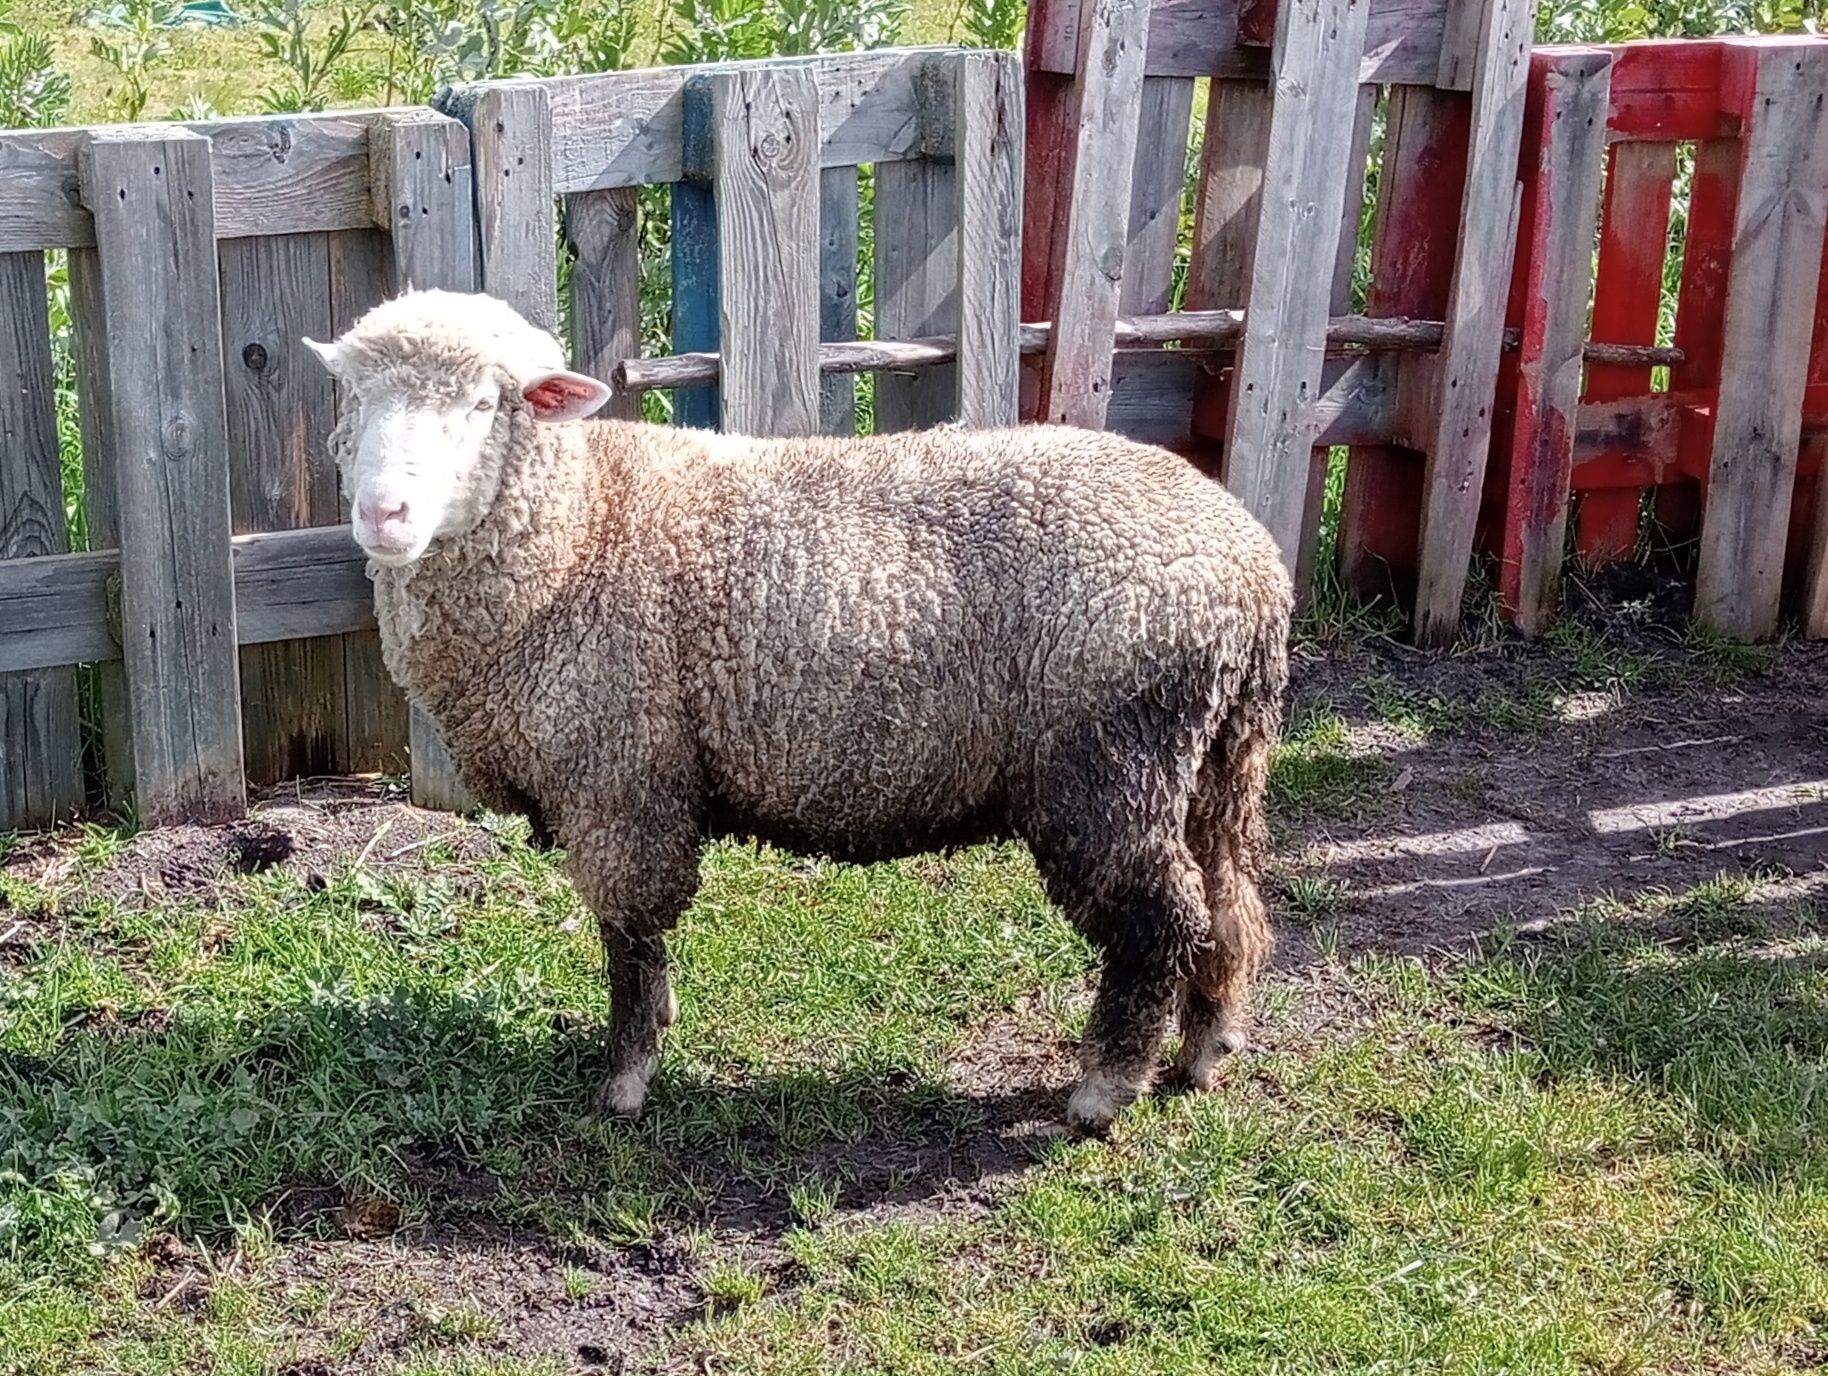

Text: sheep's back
xmin=664 ymin=424 xmax=1288 ymax=851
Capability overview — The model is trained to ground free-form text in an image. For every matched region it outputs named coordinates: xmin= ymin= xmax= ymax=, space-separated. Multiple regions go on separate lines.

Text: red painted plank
xmin=1604 ymin=39 xmax=1733 ymax=140
xmin=1338 ymin=84 xmax=1467 ymax=604
xmin=1573 ymin=138 xmax=1676 ymax=564
xmin=1491 ymin=47 xmax=1612 ymax=632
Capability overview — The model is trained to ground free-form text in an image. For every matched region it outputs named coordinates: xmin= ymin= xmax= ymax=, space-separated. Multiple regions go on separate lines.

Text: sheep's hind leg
xmin=597 ymin=928 xmax=676 ymax=1118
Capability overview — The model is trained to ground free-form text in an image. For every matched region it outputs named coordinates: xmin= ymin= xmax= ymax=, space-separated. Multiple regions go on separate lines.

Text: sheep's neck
xmin=372 ymin=422 xmax=593 ymax=722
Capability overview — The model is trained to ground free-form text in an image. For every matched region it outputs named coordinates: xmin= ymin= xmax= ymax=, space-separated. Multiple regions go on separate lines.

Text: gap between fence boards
xmin=614 ymin=311 xmax=1684 ymax=393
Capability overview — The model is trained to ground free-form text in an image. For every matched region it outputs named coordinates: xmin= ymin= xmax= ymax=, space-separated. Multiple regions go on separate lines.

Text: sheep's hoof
xmin=592 ymin=1053 xmax=659 ymax=1120
xmin=1065 ymin=1068 xmax=1141 ymax=1138
xmin=1173 ymin=1027 xmax=1248 ymax=1093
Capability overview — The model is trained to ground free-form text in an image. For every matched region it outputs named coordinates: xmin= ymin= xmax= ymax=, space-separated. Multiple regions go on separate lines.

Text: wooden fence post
xmin=1408 ymin=0 xmax=1536 ymax=647
xmin=1223 ymin=0 xmax=1372 ymax=573
xmin=875 ymin=63 xmax=960 ymax=433
xmin=818 ymin=166 xmax=861 ymax=434
xmin=1034 ymin=0 xmax=1152 ymax=429
xmin=698 ymin=67 xmax=821 ymax=437
xmin=371 ymin=107 xmax=480 ymax=812
xmin=0 ymin=251 xmax=82 ymax=829
xmin=954 ymin=49 xmax=1023 ymax=428
xmin=79 ymin=126 xmax=245 ymax=826
xmin=565 ymin=186 xmax=643 ymax=421
xmin=1492 ymin=46 xmax=1612 ymax=633
xmin=1693 ymin=37 xmax=1828 ymax=641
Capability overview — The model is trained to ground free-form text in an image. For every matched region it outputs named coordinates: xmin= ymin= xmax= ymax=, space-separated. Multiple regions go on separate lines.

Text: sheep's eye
xmin=472 ymin=396 xmax=496 ymax=414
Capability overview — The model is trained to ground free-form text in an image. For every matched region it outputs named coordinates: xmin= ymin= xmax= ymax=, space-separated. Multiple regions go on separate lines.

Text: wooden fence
xmin=1484 ymin=37 xmax=1828 ymax=640
xmin=0 ymin=48 xmax=1023 ymax=833
xmin=1019 ymin=2 xmax=1828 ymax=648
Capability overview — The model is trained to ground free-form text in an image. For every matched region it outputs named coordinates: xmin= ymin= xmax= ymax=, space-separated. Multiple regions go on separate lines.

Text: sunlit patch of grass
xmin=1269 ymin=703 xmax=1391 ymax=821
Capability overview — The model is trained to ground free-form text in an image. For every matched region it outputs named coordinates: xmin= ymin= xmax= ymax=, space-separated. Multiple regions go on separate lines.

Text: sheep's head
xmin=303 ymin=289 xmax=612 ymax=566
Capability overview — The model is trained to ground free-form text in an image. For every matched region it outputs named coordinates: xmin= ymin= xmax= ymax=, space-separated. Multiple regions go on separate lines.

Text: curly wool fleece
xmin=319 ymin=289 xmax=1293 ymax=1134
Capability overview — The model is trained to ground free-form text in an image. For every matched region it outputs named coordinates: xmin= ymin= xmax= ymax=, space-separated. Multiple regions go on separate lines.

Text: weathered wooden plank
xmin=1604 ymin=39 xmax=1732 ymax=141
xmin=65 ymin=246 xmax=133 ymax=809
xmin=78 ymin=127 xmax=244 ymax=825
xmin=369 ymin=107 xmax=478 ymax=809
xmin=1185 ymin=79 xmax=1274 ymax=455
xmin=1571 ymin=392 xmax=1685 ymax=481
xmin=875 ymin=155 xmax=960 ymax=431
xmin=0 ymin=526 xmax=378 ymax=675
xmin=327 ymin=226 xmax=409 ymax=777
xmin=1103 ymin=348 xmax=1397 ymax=448
xmin=1031 ymin=0 xmax=1450 ymax=84
xmin=219 ymin=231 xmax=347 ymax=786
xmin=1223 ymin=0 xmax=1373 ymax=572
xmin=671 ymin=178 xmax=721 ymax=431
xmin=695 ymin=67 xmax=822 ymax=437
xmin=464 ymin=84 xmax=559 ymax=333
xmin=817 ymin=168 xmax=859 ymax=434
xmin=0 ymin=250 xmax=82 ymax=829
xmin=1492 ymin=48 xmax=1612 ymax=633
xmin=1575 ymin=138 xmax=1676 ymax=564
xmin=1339 ymin=85 xmax=1468 ymax=604
xmin=1121 ymin=76 xmax=1197 ymax=315
xmin=1694 ymin=38 xmax=1828 ymax=641
xmin=490 ymin=48 xmax=942 ymax=195
xmin=0 ymin=113 xmax=376 ymax=253
xmin=1036 ymin=0 xmax=1153 ymax=429
xmin=565 ymin=186 xmax=643 ymax=421
xmin=954 ymin=50 xmax=1023 ymax=429
xmin=1408 ymin=0 xmax=1536 ymax=647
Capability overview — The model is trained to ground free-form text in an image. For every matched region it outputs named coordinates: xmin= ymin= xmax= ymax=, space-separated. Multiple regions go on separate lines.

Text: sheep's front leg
xmin=566 ymin=822 xmax=699 ymax=1120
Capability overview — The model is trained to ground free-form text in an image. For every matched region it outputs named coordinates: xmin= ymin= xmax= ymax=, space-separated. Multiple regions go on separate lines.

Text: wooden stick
xmin=613 ymin=313 xmax=1685 ymax=394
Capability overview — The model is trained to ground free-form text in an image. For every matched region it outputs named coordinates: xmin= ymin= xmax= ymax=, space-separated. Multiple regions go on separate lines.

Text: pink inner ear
xmin=522 ymin=372 xmax=606 ymax=420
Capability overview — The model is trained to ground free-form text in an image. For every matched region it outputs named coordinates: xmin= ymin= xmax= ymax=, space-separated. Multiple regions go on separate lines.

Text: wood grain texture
xmin=1102 ymin=348 xmax=1397 ymax=448
xmin=370 ymin=108 xmax=477 ymax=808
xmin=702 ymin=67 xmax=821 ymax=437
xmin=465 ymin=83 xmax=559 ymax=332
xmin=1339 ymin=84 xmax=1468 ymax=604
xmin=1694 ymin=38 xmax=1828 ymax=641
xmin=953 ymin=50 xmax=1023 ymax=429
xmin=0 ymin=250 xmax=82 ymax=829
xmin=565 ymin=186 xmax=643 ymax=421
xmin=0 ymin=114 xmax=377 ymax=254
xmin=482 ymin=48 xmax=939 ymax=195
xmin=874 ymin=155 xmax=960 ymax=431
xmin=1409 ymin=0 xmax=1535 ymax=648
xmin=1031 ymin=0 xmax=1452 ymax=85
xmin=0 ymin=526 xmax=380 ymax=675
xmin=1223 ymin=0 xmax=1373 ymax=572
xmin=78 ymin=127 xmax=244 ymax=825
xmin=1185 ymin=78 xmax=1273 ymax=456
xmin=327 ymin=226 xmax=410 ymax=776
xmin=671 ymin=175 xmax=721 ymax=431
xmin=1035 ymin=0 xmax=1153 ymax=429
xmin=1574 ymin=139 xmax=1675 ymax=564
xmin=1492 ymin=48 xmax=1612 ymax=634
xmin=66 ymin=245 xmax=133 ymax=808
xmin=818 ymin=166 xmax=860 ymax=434
xmin=219 ymin=231 xmax=347 ymax=786
xmin=1121 ymin=76 xmax=1196 ymax=314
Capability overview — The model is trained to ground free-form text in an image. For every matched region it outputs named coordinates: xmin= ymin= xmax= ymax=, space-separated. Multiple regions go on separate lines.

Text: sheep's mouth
xmin=352 ymin=528 xmax=426 ymax=566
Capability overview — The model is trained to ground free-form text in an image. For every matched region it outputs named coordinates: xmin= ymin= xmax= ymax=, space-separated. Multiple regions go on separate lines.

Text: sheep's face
xmin=303 ymin=338 xmax=612 ymax=566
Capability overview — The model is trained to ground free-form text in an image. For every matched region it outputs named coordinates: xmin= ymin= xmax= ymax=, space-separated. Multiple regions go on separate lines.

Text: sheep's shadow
xmin=1 ymin=984 xmax=1074 ymax=1255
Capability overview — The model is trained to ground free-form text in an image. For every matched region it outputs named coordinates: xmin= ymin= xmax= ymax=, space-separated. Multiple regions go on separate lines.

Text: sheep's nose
xmin=359 ymin=498 xmax=410 ymax=532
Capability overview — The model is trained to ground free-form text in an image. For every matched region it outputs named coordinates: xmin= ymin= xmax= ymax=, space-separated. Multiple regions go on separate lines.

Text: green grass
xmin=5 ymin=811 xmax=1828 ymax=1372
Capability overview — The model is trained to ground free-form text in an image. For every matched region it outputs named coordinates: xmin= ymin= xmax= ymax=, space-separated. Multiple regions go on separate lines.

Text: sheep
xmin=303 ymin=287 xmax=1293 ymax=1135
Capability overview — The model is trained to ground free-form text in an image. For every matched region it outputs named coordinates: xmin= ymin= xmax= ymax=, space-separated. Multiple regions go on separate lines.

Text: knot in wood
xmin=242 ymin=342 xmax=269 ymax=373
xmin=759 ymin=130 xmax=784 ymax=160
xmin=161 ymin=412 xmax=195 ymax=459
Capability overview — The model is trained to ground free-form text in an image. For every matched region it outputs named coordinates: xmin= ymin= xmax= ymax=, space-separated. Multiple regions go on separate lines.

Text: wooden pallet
xmin=1486 ymin=36 xmax=1828 ymax=640
xmin=1021 ymin=0 xmax=1537 ymax=647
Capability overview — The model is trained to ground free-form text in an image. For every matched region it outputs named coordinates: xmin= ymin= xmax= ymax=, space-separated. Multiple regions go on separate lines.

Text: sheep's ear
xmin=301 ymin=336 xmax=349 ymax=378
xmin=522 ymin=369 xmax=614 ymax=423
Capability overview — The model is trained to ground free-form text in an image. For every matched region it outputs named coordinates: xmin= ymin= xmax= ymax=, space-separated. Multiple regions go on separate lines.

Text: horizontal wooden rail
xmin=0 ymin=525 xmax=373 ymax=675
xmin=614 ymin=310 xmax=1686 ymax=394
